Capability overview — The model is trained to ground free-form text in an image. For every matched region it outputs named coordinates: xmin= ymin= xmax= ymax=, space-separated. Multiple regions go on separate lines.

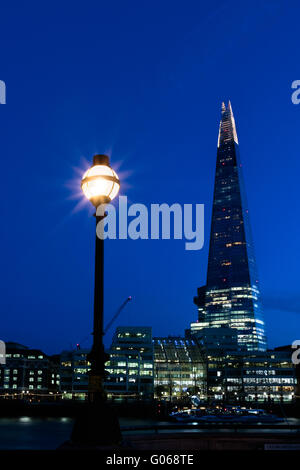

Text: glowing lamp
xmin=81 ymin=154 xmax=120 ymax=207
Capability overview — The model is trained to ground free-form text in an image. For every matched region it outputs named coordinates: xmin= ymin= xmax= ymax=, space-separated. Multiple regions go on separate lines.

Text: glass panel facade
xmin=199 ymin=102 xmax=267 ymax=351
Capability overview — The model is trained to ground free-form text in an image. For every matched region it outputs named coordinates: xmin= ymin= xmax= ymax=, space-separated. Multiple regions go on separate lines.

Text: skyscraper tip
xmin=218 ymin=100 xmax=238 ymax=147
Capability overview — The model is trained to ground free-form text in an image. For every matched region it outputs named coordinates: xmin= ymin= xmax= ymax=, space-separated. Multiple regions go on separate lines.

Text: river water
xmin=0 ymin=417 xmax=299 ymax=449
xmin=0 ymin=417 xmax=163 ymax=449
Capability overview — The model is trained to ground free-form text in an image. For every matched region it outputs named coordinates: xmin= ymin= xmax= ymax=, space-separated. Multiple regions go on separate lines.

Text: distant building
xmin=0 ymin=342 xmax=60 ymax=398
xmin=105 ymin=327 xmax=153 ymax=400
xmin=190 ymin=328 xmax=297 ymax=402
xmin=274 ymin=345 xmax=300 ymax=399
xmin=58 ymin=327 xmax=297 ymax=404
xmin=153 ymin=337 xmax=206 ymax=401
xmin=48 ymin=354 xmax=61 ymax=394
xmin=58 ymin=328 xmax=208 ymax=402
xmin=59 ymin=327 xmax=154 ymax=400
xmin=59 ymin=347 xmax=90 ymax=400
xmin=186 ymin=103 xmax=298 ymax=402
xmin=191 ymin=102 xmax=267 ymax=351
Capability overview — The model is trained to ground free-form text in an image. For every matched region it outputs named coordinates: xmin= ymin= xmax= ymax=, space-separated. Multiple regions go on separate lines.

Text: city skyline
xmin=0 ymin=95 xmax=298 ymax=355
xmin=1 ymin=2 xmax=300 ymax=457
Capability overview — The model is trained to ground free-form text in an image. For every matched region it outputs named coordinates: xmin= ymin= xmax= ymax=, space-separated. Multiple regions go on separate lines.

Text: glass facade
xmin=196 ymin=102 xmax=267 ymax=351
xmin=153 ymin=337 xmax=206 ymax=400
xmin=206 ymin=348 xmax=296 ymax=403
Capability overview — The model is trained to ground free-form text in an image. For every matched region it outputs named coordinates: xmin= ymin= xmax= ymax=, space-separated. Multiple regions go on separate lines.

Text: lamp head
xmin=81 ymin=154 xmax=120 ymax=207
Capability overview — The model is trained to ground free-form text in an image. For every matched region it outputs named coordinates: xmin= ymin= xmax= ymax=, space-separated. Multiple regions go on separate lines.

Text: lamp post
xmin=70 ymin=154 xmax=121 ymax=446
xmin=70 ymin=154 xmax=121 ymax=447
xmin=81 ymin=154 xmax=120 ymax=402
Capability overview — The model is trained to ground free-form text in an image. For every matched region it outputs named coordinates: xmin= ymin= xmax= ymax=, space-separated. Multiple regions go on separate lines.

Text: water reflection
xmin=0 ymin=416 xmax=298 ymax=449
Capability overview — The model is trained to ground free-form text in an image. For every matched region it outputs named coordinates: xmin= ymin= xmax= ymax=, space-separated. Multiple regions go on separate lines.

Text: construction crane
xmin=103 ymin=296 xmax=132 ymax=335
xmin=75 ymin=296 xmax=132 ymax=349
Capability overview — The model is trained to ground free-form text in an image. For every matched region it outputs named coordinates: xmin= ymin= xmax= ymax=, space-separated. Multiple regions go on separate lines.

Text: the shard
xmin=193 ymin=102 xmax=267 ymax=351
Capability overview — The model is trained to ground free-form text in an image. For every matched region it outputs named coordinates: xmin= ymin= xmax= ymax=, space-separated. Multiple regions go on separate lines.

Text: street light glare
xmin=81 ymin=156 xmax=120 ymax=207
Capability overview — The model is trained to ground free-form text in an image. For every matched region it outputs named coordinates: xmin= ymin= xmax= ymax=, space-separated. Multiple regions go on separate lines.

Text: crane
xmin=103 ymin=296 xmax=132 ymax=335
xmin=75 ymin=296 xmax=132 ymax=349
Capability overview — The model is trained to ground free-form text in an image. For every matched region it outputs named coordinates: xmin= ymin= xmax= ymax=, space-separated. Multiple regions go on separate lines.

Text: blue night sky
xmin=0 ymin=0 xmax=299 ymax=354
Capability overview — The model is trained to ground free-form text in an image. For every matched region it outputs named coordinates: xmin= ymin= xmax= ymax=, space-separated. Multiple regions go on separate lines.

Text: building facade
xmin=59 ymin=327 xmax=154 ymax=400
xmin=0 ymin=342 xmax=60 ymax=398
xmin=190 ymin=327 xmax=297 ymax=402
xmin=58 ymin=329 xmax=207 ymax=402
xmin=59 ymin=347 xmax=90 ymax=400
xmin=188 ymin=103 xmax=298 ymax=402
xmin=192 ymin=102 xmax=266 ymax=351
xmin=105 ymin=327 xmax=154 ymax=400
xmin=153 ymin=337 xmax=206 ymax=401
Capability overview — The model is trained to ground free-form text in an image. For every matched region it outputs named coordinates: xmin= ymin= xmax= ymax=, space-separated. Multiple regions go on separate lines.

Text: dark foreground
xmin=0 ymin=400 xmax=300 ymax=454
xmin=0 ymin=415 xmax=300 ymax=451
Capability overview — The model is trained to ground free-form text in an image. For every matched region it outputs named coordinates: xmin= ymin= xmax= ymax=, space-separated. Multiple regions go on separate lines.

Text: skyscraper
xmin=192 ymin=102 xmax=267 ymax=351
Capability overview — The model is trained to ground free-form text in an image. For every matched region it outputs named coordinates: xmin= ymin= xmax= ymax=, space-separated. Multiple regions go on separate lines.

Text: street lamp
xmin=81 ymin=154 xmax=120 ymax=402
xmin=81 ymin=154 xmax=120 ymax=207
xmin=71 ymin=154 xmax=121 ymax=447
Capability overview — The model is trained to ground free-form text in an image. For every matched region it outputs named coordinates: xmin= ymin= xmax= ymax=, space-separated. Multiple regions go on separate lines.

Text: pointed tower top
xmin=217 ymin=100 xmax=239 ymax=147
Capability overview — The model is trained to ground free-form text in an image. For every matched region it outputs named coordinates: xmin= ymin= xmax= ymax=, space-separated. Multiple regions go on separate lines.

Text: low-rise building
xmin=105 ymin=327 xmax=153 ymax=400
xmin=58 ymin=328 xmax=207 ymax=402
xmin=59 ymin=327 xmax=154 ymax=400
xmin=153 ymin=336 xmax=206 ymax=401
xmin=59 ymin=347 xmax=90 ymax=400
xmin=0 ymin=342 xmax=60 ymax=399
xmin=189 ymin=327 xmax=297 ymax=402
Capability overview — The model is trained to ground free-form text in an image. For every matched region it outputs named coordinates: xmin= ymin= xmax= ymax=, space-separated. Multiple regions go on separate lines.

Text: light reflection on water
xmin=0 ymin=417 xmax=159 ymax=449
xmin=0 ymin=417 xmax=74 ymax=449
xmin=0 ymin=417 xmax=299 ymax=449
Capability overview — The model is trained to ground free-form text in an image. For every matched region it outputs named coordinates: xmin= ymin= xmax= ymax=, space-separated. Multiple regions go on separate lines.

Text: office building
xmin=191 ymin=102 xmax=266 ymax=351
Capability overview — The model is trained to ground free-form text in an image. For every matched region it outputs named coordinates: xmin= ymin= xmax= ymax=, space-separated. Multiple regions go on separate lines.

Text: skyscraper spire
xmin=194 ymin=102 xmax=267 ymax=352
xmin=218 ymin=100 xmax=239 ymax=147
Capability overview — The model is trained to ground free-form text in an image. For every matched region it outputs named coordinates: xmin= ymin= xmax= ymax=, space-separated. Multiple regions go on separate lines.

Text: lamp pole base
xmin=88 ymin=374 xmax=107 ymax=402
xmin=71 ymin=401 xmax=122 ymax=446
xmin=70 ymin=372 xmax=121 ymax=446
